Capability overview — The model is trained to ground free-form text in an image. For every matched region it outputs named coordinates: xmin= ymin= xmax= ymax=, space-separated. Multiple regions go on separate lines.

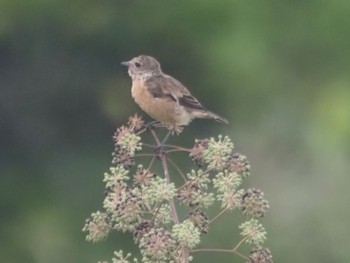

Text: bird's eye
xmin=135 ymin=62 xmax=141 ymax=68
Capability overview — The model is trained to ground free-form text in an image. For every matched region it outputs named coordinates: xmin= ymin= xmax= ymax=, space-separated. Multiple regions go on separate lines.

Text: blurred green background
xmin=1 ymin=1 xmax=350 ymax=262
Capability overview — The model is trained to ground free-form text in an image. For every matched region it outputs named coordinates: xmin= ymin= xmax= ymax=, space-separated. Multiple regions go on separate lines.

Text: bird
xmin=121 ymin=55 xmax=228 ymax=128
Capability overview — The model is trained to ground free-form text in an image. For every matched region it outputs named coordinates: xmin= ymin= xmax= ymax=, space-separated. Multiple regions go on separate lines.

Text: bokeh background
xmin=1 ymin=1 xmax=350 ymax=262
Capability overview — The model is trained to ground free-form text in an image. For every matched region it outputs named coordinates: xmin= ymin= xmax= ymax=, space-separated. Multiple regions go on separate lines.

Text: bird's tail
xmin=205 ymin=111 xmax=229 ymax=124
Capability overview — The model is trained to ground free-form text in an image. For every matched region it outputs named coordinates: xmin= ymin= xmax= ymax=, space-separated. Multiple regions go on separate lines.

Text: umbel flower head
xmin=83 ymin=114 xmax=272 ymax=263
xmin=202 ymin=135 xmax=234 ymax=170
xmin=133 ymin=165 xmax=154 ymax=186
xmin=226 ymin=152 xmax=251 ymax=178
xmin=190 ymin=135 xmax=234 ymax=170
xmin=112 ymin=125 xmax=142 ymax=167
xmin=241 ymin=188 xmax=270 ymax=219
xmin=139 ymin=227 xmax=176 ymax=262
xmin=188 ymin=209 xmax=209 ymax=234
xmin=190 ymin=139 xmax=209 ymax=166
xmin=82 ymin=211 xmax=110 ymax=242
xmin=133 ymin=220 xmax=154 ymax=242
xmin=172 ymin=220 xmax=201 ymax=249
xmin=247 ymin=246 xmax=273 ymax=263
xmin=239 ymin=219 xmax=267 ymax=245
xmin=127 ymin=113 xmax=144 ymax=132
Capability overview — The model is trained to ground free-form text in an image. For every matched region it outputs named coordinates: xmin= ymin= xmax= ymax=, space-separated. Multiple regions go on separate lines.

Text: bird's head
xmin=121 ymin=55 xmax=162 ymax=80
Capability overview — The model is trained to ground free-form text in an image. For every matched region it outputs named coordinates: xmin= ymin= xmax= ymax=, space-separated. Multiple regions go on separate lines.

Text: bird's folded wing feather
xmin=145 ymin=75 xmax=207 ymax=111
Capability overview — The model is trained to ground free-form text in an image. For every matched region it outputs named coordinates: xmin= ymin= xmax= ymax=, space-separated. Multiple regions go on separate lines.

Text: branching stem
xmin=208 ymin=207 xmax=229 ymax=225
xmin=167 ymin=157 xmax=187 ymax=182
xmin=190 ymin=236 xmax=250 ymax=260
xmin=163 ymin=144 xmax=192 ymax=152
xmin=149 ymin=129 xmax=190 ymax=263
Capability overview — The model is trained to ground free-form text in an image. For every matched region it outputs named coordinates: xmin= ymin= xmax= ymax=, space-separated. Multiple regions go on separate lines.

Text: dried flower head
xmin=188 ymin=209 xmax=209 ymax=234
xmin=113 ymin=190 xmax=142 ymax=231
xmin=178 ymin=180 xmax=214 ymax=209
xmin=133 ymin=165 xmax=154 ymax=186
xmin=189 ymin=139 xmax=209 ymax=166
xmin=241 ymin=188 xmax=270 ymax=219
xmin=112 ymin=149 xmax=134 ymax=167
xmin=113 ymin=126 xmax=130 ymax=144
xmin=103 ymin=184 xmax=126 ymax=213
xmin=163 ymin=123 xmax=184 ymax=134
xmin=226 ymin=152 xmax=251 ymax=178
xmin=177 ymin=181 xmax=200 ymax=207
xmin=133 ymin=220 xmax=154 ymax=242
xmin=139 ymin=228 xmax=175 ymax=262
xmin=247 ymin=246 xmax=273 ymax=263
xmin=127 ymin=113 xmax=144 ymax=132
xmin=112 ymin=125 xmax=142 ymax=168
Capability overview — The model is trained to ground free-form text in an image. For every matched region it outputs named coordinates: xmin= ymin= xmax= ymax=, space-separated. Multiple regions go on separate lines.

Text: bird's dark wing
xmin=178 ymin=95 xmax=207 ymax=111
xmin=145 ymin=76 xmax=177 ymax=101
xmin=146 ymin=74 xmax=207 ymax=111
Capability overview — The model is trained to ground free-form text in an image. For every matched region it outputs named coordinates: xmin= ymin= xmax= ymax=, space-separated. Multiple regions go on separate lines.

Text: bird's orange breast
xmin=131 ymin=80 xmax=192 ymax=125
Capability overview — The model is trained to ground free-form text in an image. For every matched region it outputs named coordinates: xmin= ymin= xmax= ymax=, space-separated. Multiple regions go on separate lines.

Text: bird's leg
xmin=155 ymin=130 xmax=173 ymax=156
xmin=156 ymin=123 xmax=185 ymax=153
xmin=145 ymin=121 xmax=159 ymax=130
xmin=161 ymin=130 xmax=173 ymax=146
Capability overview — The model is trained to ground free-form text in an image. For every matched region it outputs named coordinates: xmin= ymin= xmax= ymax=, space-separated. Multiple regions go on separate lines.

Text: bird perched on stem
xmin=121 ymin=55 xmax=228 ymax=129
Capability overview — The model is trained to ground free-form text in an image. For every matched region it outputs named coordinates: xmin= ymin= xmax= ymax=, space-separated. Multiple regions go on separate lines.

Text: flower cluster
xmin=111 ymin=250 xmax=138 ymax=263
xmin=202 ymin=135 xmax=234 ymax=170
xmin=247 ymin=246 xmax=273 ymax=263
xmin=112 ymin=114 xmax=144 ymax=167
xmin=241 ymin=188 xmax=270 ymax=219
xmin=83 ymin=115 xmax=272 ymax=263
xmin=189 ymin=139 xmax=209 ymax=166
xmin=178 ymin=169 xmax=215 ymax=209
xmin=82 ymin=211 xmax=110 ymax=242
xmin=188 ymin=209 xmax=209 ymax=234
xmin=239 ymin=219 xmax=267 ymax=245
xmin=213 ymin=170 xmax=243 ymax=209
xmin=172 ymin=220 xmax=201 ymax=249
xmin=138 ymin=228 xmax=176 ymax=263
xmin=226 ymin=152 xmax=251 ymax=178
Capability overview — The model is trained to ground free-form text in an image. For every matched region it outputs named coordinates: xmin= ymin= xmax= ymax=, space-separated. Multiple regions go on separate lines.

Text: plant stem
xmin=190 ymin=236 xmax=249 ymax=260
xmin=149 ymin=129 xmax=179 ymax=223
xmin=167 ymin=157 xmax=187 ymax=181
xmin=149 ymin=128 xmax=189 ymax=263
xmin=163 ymin=144 xmax=192 ymax=152
xmin=160 ymin=152 xmax=179 ymax=225
xmin=146 ymin=155 xmax=155 ymax=171
xmin=208 ymin=207 xmax=228 ymax=225
xmin=190 ymin=247 xmax=248 ymax=260
xmin=142 ymin=143 xmax=156 ymax=148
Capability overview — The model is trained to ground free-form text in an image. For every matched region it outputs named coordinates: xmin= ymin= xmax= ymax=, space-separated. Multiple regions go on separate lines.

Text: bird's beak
xmin=121 ymin=61 xmax=130 ymax=67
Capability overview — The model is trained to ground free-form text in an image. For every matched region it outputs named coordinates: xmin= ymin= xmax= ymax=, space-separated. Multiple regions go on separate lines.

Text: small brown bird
xmin=121 ymin=55 xmax=228 ymax=127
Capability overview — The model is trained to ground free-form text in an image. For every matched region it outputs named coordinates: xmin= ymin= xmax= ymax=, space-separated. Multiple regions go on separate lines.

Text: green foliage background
xmin=1 ymin=1 xmax=349 ymax=262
